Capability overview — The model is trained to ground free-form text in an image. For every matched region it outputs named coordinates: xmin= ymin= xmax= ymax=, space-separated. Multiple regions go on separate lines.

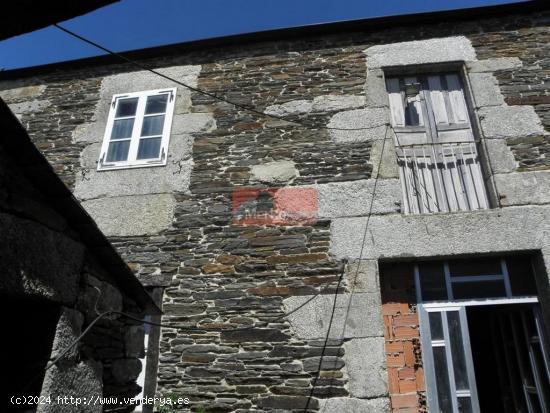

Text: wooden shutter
xmin=387 ymin=73 xmax=488 ymax=214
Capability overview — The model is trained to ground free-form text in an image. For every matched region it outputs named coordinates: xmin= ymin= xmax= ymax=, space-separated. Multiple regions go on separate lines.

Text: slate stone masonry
xmin=1 ymin=7 xmax=550 ymax=412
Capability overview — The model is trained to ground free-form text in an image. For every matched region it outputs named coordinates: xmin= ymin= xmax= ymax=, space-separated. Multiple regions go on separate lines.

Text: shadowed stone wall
xmin=0 ymin=126 xmax=147 ymax=412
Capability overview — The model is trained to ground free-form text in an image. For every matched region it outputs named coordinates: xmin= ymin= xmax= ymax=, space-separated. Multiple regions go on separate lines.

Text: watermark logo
xmin=232 ymin=187 xmax=318 ymax=226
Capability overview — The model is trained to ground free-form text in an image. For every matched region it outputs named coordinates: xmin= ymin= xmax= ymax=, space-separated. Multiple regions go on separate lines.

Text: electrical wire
xmin=303 ymin=263 xmax=345 ymax=412
xmin=29 ymin=23 xmax=499 ymax=411
xmin=18 ymin=310 xmax=115 ymax=397
xmin=113 ymin=264 xmax=347 ymax=333
xmin=20 ymin=126 xmax=391 ymax=407
xmin=54 ymin=23 xmax=384 ymax=133
xmin=304 ymin=124 xmax=390 ymax=412
xmin=20 ymin=262 xmax=347 ymax=393
xmin=48 ymin=24 xmax=434 ymax=407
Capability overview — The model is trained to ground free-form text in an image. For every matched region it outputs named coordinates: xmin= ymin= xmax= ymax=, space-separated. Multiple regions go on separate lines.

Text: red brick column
xmin=380 ymin=264 xmax=427 ymax=413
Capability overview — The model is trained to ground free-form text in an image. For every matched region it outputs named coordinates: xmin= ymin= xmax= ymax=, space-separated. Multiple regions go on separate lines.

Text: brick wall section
xmin=380 ymin=263 xmax=426 ymax=413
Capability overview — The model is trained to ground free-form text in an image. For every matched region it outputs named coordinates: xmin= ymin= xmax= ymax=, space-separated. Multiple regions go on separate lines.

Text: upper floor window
xmin=98 ymin=88 xmax=176 ymax=170
xmin=386 ymin=73 xmax=489 ymax=214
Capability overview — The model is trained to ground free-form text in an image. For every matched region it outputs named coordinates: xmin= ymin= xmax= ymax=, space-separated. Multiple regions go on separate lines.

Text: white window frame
xmin=414 ymin=257 xmax=549 ymax=413
xmin=97 ymin=88 xmax=177 ymax=171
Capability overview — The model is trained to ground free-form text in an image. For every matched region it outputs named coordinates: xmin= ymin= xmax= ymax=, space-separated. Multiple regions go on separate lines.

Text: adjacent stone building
xmin=1 ymin=2 xmax=550 ymax=411
xmin=0 ymin=99 xmax=159 ymax=412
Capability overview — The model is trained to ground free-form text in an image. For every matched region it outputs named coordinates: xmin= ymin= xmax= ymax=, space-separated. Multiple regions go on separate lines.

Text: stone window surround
xmin=98 ymin=87 xmax=177 ymax=171
xmin=318 ymin=36 xmax=547 ymax=229
xmin=364 ymin=36 xmax=520 ymax=211
xmin=71 ymin=65 xmax=216 ymax=238
xmin=346 ymin=36 xmax=549 ymax=412
xmin=288 ymin=37 xmax=550 ymax=413
xmin=329 ymin=36 xmax=548 ymax=260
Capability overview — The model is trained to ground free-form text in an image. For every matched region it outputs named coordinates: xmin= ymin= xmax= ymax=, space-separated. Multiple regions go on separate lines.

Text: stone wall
xmin=471 ymin=27 xmax=550 ymax=171
xmin=1 ymin=7 xmax=550 ymax=412
xmin=0 ymin=124 xmax=146 ymax=412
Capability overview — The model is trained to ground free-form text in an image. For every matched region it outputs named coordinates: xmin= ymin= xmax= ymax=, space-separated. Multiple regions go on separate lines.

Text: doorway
xmin=415 ymin=255 xmax=550 ymax=412
xmin=468 ymin=304 xmax=550 ymax=413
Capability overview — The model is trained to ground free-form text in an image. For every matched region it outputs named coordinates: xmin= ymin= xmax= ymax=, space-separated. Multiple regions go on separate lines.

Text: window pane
xmin=453 ymin=281 xmax=506 ymax=299
xmin=529 ymin=392 xmax=543 ymax=413
xmin=457 ymin=397 xmax=473 ymax=413
xmin=433 ymin=346 xmax=453 ymax=412
xmin=111 ymin=118 xmax=134 ymax=140
xmin=449 ymin=257 xmax=501 ymax=277
xmin=141 ymin=115 xmax=165 ymax=136
xmin=137 ymin=137 xmax=161 ymax=160
xmin=507 ymin=256 xmax=537 ymax=296
xmin=115 ymin=97 xmax=138 ymax=117
xmin=106 ymin=140 xmax=130 ymax=162
xmin=145 ymin=94 xmax=168 ymax=114
xmin=448 ymin=311 xmax=469 ymax=391
xmin=429 ymin=312 xmax=444 ymax=341
xmin=419 ymin=262 xmax=447 ymax=301
xmin=509 ymin=313 xmax=536 ymax=387
xmin=533 ymin=343 xmax=550 ymax=399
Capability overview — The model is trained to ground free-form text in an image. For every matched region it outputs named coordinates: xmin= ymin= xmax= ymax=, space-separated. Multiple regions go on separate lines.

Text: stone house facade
xmin=1 ymin=2 xmax=550 ymax=412
xmin=0 ymin=99 xmax=158 ymax=413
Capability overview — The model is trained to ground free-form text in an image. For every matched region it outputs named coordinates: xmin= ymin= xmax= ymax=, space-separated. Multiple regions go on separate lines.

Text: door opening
xmin=468 ymin=304 xmax=550 ymax=413
xmin=414 ymin=255 xmax=550 ymax=412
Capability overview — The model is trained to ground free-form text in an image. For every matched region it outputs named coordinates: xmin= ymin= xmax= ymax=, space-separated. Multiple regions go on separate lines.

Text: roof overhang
xmin=0 ymin=0 xmax=118 ymax=41
xmin=0 ymin=1 xmax=548 ymax=78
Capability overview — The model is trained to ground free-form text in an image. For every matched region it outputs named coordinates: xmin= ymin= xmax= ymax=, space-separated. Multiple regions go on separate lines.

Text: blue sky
xmin=0 ymin=0 xmax=525 ymax=70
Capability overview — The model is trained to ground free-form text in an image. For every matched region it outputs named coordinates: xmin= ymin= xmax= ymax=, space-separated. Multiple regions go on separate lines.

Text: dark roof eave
xmin=1 ymin=0 xmax=549 ymax=79
xmin=0 ymin=0 xmax=119 ymax=41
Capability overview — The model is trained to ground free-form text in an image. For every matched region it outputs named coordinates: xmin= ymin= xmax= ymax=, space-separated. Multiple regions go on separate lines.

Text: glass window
xmin=111 ymin=118 xmax=134 ymax=140
xmin=145 ymin=94 xmax=168 ymax=114
xmin=453 ymin=281 xmax=506 ymax=299
xmin=106 ymin=141 xmax=131 ymax=162
xmin=448 ymin=311 xmax=469 ymax=391
xmin=416 ymin=256 xmax=538 ymax=301
xmin=141 ymin=115 xmax=165 ymax=137
xmin=449 ymin=257 xmax=501 ymax=278
xmin=433 ymin=345 xmax=453 ymax=412
xmin=429 ymin=312 xmax=444 ymax=341
xmin=98 ymin=88 xmax=176 ymax=170
xmin=419 ymin=262 xmax=447 ymax=301
xmin=115 ymin=97 xmax=138 ymax=117
xmin=137 ymin=138 xmax=162 ymax=160
xmin=508 ymin=256 xmax=537 ymax=296
xmin=457 ymin=397 xmax=473 ymax=413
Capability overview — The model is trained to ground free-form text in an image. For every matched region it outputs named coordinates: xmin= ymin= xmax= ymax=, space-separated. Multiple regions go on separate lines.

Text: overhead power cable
xmin=50 ymin=24 xmax=395 ymax=410
xmin=20 ymin=137 xmax=392 ymax=413
xmin=20 ymin=261 xmax=347 ymax=394
xmin=54 ymin=23 xmax=385 ymax=133
xmin=304 ymin=124 xmax=390 ymax=412
xmin=114 ymin=264 xmax=346 ymax=334
xmin=20 ymin=126 xmax=392 ymax=398
xmin=18 ymin=310 xmax=114 ymax=396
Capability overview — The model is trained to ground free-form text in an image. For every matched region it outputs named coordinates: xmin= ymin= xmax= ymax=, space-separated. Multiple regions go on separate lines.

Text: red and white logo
xmin=232 ymin=187 xmax=318 ymax=226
